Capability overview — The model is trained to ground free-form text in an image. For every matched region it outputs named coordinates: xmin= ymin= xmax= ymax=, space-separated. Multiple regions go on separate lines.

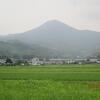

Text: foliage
xmin=5 ymin=58 xmax=13 ymax=64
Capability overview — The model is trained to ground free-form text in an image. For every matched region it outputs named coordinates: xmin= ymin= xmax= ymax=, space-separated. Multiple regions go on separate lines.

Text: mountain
xmin=1 ymin=20 xmax=100 ymax=58
xmin=0 ymin=40 xmax=60 ymax=58
xmin=0 ymin=40 xmax=33 ymax=57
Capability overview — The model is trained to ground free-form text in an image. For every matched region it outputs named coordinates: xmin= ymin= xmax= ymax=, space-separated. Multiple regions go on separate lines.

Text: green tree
xmin=5 ymin=58 xmax=13 ymax=64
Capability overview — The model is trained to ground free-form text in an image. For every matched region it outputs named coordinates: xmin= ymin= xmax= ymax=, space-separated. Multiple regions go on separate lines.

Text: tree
xmin=5 ymin=57 xmax=13 ymax=64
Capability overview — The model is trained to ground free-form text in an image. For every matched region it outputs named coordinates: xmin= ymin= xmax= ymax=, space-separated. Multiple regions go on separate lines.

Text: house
xmin=32 ymin=58 xmax=40 ymax=65
xmin=31 ymin=57 xmax=44 ymax=65
xmin=89 ymin=58 xmax=98 ymax=63
xmin=49 ymin=59 xmax=63 ymax=64
xmin=0 ymin=59 xmax=6 ymax=65
xmin=96 ymin=59 xmax=100 ymax=64
xmin=74 ymin=59 xmax=87 ymax=64
xmin=89 ymin=58 xmax=100 ymax=64
xmin=65 ymin=59 xmax=75 ymax=64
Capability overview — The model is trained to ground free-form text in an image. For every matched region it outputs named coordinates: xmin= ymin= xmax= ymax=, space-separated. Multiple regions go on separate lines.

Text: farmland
xmin=0 ymin=64 xmax=100 ymax=100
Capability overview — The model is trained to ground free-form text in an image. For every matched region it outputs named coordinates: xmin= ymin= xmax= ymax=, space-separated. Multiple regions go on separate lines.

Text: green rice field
xmin=0 ymin=64 xmax=100 ymax=100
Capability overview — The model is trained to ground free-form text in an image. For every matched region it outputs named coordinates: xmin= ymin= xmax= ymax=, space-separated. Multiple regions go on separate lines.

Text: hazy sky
xmin=0 ymin=0 xmax=100 ymax=35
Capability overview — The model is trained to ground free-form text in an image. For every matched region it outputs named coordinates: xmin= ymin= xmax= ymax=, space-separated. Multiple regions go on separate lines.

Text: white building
xmin=32 ymin=58 xmax=44 ymax=65
xmin=0 ymin=59 xmax=6 ymax=65
xmin=89 ymin=58 xmax=98 ymax=63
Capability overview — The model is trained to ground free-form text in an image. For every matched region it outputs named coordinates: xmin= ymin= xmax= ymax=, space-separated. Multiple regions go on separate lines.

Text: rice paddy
xmin=0 ymin=64 xmax=100 ymax=100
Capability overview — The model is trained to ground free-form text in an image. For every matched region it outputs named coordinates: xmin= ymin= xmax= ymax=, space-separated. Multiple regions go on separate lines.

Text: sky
xmin=0 ymin=0 xmax=100 ymax=35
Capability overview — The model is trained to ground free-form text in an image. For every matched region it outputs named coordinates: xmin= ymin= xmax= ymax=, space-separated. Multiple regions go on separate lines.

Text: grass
xmin=0 ymin=64 xmax=100 ymax=100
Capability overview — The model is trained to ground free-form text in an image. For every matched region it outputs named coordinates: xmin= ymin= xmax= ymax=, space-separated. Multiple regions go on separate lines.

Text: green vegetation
xmin=0 ymin=40 xmax=60 ymax=58
xmin=0 ymin=64 xmax=100 ymax=100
